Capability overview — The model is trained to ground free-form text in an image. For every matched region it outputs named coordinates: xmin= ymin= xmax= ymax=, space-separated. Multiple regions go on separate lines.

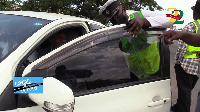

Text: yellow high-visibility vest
xmin=183 ymin=19 xmax=200 ymax=58
xmin=121 ymin=11 xmax=160 ymax=79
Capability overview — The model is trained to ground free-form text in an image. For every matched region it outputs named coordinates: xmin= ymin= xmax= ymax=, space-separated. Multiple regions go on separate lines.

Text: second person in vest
xmin=170 ymin=1 xmax=200 ymax=112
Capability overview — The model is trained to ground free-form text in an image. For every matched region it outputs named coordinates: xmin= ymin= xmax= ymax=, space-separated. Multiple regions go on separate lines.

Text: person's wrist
xmin=142 ymin=18 xmax=151 ymax=27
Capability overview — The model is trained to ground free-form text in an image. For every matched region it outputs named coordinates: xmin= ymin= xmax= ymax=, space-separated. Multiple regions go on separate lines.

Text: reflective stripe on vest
xmin=184 ymin=19 xmax=200 ymax=58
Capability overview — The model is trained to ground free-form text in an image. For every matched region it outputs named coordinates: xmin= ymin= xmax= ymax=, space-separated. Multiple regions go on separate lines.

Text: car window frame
xmin=15 ymin=23 xmax=88 ymax=77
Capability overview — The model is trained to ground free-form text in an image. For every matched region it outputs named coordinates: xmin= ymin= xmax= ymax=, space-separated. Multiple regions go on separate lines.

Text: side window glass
xmin=47 ymin=36 xmax=161 ymax=93
xmin=48 ymin=39 xmax=130 ymax=92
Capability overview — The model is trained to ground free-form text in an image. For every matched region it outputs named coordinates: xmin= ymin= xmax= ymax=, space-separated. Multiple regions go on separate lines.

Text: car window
xmin=36 ymin=27 xmax=84 ymax=58
xmin=17 ymin=26 xmax=86 ymax=76
xmin=36 ymin=26 xmax=169 ymax=96
xmin=52 ymin=39 xmax=131 ymax=91
xmin=0 ymin=14 xmax=50 ymax=62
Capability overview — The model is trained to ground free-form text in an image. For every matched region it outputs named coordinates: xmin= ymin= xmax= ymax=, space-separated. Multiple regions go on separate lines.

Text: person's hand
xmin=157 ymin=30 xmax=185 ymax=45
xmin=126 ymin=18 xmax=150 ymax=37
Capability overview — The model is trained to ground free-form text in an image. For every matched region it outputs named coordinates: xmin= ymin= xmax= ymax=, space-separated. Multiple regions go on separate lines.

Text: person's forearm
xmin=145 ymin=16 xmax=172 ymax=28
xmin=181 ymin=33 xmax=200 ymax=47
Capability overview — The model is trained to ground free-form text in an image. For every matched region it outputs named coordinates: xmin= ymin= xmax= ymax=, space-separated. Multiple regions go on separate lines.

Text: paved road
xmin=169 ymin=40 xmax=200 ymax=112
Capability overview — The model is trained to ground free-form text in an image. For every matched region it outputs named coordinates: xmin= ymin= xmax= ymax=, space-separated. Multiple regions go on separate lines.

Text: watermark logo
xmin=14 ymin=77 xmax=43 ymax=94
xmin=166 ymin=8 xmax=184 ymax=24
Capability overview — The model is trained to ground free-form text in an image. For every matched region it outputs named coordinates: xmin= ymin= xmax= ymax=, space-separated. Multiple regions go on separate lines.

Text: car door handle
xmin=147 ymin=98 xmax=170 ymax=107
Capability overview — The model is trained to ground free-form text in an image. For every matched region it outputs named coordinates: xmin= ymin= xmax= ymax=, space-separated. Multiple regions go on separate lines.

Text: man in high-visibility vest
xmin=159 ymin=1 xmax=200 ymax=112
xmin=158 ymin=31 xmax=200 ymax=112
xmin=99 ymin=0 xmax=172 ymax=80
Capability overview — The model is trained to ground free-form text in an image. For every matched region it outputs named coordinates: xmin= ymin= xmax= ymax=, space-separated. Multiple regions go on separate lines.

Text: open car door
xmin=21 ymin=24 xmax=171 ymax=112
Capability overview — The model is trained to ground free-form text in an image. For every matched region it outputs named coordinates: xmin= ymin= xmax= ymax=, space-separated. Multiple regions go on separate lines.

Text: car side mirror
xmin=28 ymin=77 xmax=74 ymax=112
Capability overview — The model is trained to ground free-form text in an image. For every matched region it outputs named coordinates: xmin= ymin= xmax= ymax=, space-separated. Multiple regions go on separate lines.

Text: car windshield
xmin=0 ymin=14 xmax=50 ymax=62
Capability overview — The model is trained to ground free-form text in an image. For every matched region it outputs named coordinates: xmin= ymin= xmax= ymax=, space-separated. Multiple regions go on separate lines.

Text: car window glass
xmin=44 ymin=27 xmax=164 ymax=95
xmin=0 ymin=14 xmax=50 ymax=62
xmin=36 ymin=28 xmax=83 ymax=59
xmin=50 ymin=39 xmax=131 ymax=91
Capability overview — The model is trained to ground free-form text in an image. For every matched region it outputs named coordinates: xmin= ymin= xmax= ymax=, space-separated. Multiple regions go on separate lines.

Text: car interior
xmin=16 ymin=26 xmax=86 ymax=77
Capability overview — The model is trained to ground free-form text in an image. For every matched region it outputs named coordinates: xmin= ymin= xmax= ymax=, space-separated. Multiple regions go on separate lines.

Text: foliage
xmin=0 ymin=0 xmax=163 ymax=24
xmin=0 ymin=0 xmax=22 ymax=11
xmin=121 ymin=0 xmax=163 ymax=11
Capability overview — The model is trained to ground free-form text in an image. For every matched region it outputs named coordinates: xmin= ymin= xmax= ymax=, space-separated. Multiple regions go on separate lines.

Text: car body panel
xmin=73 ymin=79 xmax=171 ymax=112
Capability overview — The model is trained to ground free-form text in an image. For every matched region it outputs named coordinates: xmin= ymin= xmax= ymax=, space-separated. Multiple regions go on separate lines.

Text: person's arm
xmin=157 ymin=30 xmax=200 ymax=47
xmin=126 ymin=10 xmax=172 ymax=37
xmin=142 ymin=10 xmax=173 ymax=28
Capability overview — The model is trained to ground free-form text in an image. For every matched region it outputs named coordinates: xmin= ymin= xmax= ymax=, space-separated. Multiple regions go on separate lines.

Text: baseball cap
xmin=99 ymin=0 xmax=121 ymax=23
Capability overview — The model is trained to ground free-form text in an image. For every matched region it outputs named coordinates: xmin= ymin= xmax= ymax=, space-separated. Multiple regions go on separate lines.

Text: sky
xmin=154 ymin=0 xmax=196 ymax=29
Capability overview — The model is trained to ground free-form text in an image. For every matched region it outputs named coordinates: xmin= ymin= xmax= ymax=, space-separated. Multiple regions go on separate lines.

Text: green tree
xmin=0 ymin=0 xmax=13 ymax=10
xmin=0 ymin=0 xmax=22 ymax=11
xmin=121 ymin=0 xmax=162 ymax=11
xmin=21 ymin=0 xmax=163 ymax=24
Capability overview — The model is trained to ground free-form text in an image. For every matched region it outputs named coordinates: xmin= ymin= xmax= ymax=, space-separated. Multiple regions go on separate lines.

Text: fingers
xmin=163 ymin=34 xmax=175 ymax=45
xmin=157 ymin=33 xmax=172 ymax=45
xmin=164 ymin=36 xmax=171 ymax=45
xmin=162 ymin=31 xmax=179 ymax=44
xmin=127 ymin=19 xmax=137 ymax=34
xmin=157 ymin=32 xmax=168 ymax=40
xmin=157 ymin=34 xmax=165 ymax=39
xmin=132 ymin=27 xmax=141 ymax=37
xmin=169 ymin=35 xmax=178 ymax=42
xmin=126 ymin=19 xmax=141 ymax=37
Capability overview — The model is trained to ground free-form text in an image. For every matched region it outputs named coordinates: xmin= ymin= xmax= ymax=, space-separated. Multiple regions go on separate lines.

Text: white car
xmin=0 ymin=11 xmax=171 ymax=112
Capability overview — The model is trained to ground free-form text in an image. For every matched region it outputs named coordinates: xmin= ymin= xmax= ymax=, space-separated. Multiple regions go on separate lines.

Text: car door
xmin=22 ymin=24 xmax=171 ymax=112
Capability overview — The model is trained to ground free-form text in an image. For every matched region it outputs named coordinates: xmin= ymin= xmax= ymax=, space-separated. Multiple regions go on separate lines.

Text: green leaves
xmin=0 ymin=0 xmax=16 ymax=11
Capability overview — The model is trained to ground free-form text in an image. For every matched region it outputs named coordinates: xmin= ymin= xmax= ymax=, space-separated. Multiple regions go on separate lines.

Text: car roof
xmin=0 ymin=11 xmax=92 ymax=22
xmin=0 ymin=11 xmax=106 ymax=28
